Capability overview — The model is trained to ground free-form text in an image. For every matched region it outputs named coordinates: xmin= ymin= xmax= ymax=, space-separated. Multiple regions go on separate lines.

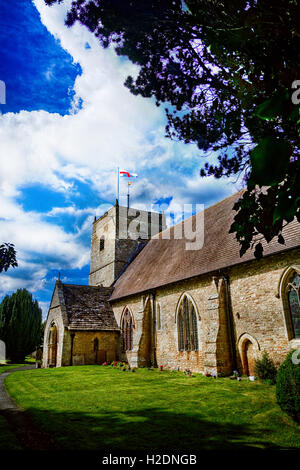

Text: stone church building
xmin=43 ymin=191 xmax=300 ymax=376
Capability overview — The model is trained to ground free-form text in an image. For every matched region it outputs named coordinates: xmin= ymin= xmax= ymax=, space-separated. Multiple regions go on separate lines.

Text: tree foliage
xmin=45 ymin=0 xmax=300 ymax=257
xmin=0 ymin=243 xmax=18 ymax=273
xmin=254 ymin=350 xmax=277 ymax=385
xmin=0 ymin=289 xmax=42 ymax=362
xmin=276 ymin=350 xmax=300 ymax=423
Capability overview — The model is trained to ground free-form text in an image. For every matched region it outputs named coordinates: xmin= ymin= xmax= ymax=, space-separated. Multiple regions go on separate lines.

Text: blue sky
xmin=0 ymin=0 xmax=81 ymax=115
xmin=0 ymin=0 xmax=239 ymax=318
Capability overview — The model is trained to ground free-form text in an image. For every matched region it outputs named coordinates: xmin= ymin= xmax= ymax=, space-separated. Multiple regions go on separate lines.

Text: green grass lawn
xmin=0 ymin=364 xmax=27 ymax=375
xmin=25 ymin=356 xmax=36 ymax=363
xmin=5 ymin=366 xmax=300 ymax=451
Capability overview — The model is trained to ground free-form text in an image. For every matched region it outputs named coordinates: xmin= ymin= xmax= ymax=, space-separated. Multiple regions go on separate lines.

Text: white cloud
xmin=0 ymin=194 xmax=88 ymax=265
xmin=0 ymin=193 xmax=90 ymax=297
xmin=0 ymin=0 xmax=238 ymax=298
xmin=1 ymin=0 xmax=237 ymax=204
xmin=47 ymin=203 xmax=111 ymax=218
xmin=38 ymin=301 xmax=50 ymax=321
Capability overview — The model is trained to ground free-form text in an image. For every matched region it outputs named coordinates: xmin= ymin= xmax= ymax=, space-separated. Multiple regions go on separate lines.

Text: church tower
xmin=89 ymin=201 xmax=166 ymax=287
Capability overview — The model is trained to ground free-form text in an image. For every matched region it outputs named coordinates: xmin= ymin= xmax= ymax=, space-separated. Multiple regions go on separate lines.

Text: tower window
xmin=99 ymin=236 xmax=105 ymax=251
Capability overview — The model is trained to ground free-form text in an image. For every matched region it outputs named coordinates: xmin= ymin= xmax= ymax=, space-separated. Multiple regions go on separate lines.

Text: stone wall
xmin=44 ymin=245 xmax=300 ymax=374
xmin=89 ymin=206 xmax=117 ymax=287
xmin=43 ymin=282 xmax=120 ymax=367
xmin=43 ymin=321 xmax=119 ymax=367
xmin=42 ymin=306 xmax=69 ymax=368
xmin=112 ymin=277 xmax=214 ymax=373
xmin=229 ymin=247 xmax=300 ymax=369
xmin=89 ymin=204 xmax=166 ymax=287
xmin=112 ymin=296 xmax=144 ymax=368
xmin=71 ymin=331 xmax=119 ymax=365
xmin=111 ymin=247 xmax=300 ymax=375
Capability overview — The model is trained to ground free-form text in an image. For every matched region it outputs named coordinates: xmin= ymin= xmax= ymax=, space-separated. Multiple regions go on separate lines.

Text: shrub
xmin=276 ymin=350 xmax=300 ymax=423
xmin=254 ymin=351 xmax=277 ymax=384
xmin=0 ymin=289 xmax=42 ymax=362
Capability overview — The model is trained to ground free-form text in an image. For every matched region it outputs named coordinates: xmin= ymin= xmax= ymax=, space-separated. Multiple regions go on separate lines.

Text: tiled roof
xmin=110 ymin=191 xmax=300 ymax=300
xmin=59 ymin=284 xmax=119 ymax=331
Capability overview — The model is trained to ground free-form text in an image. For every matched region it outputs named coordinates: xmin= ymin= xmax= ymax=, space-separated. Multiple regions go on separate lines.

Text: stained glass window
xmin=178 ymin=312 xmax=184 ymax=351
xmin=287 ymin=272 xmax=300 ymax=339
xmin=177 ymin=296 xmax=199 ymax=351
xmin=192 ymin=309 xmax=199 ymax=351
xmin=121 ymin=309 xmax=133 ymax=352
xmin=184 ymin=297 xmax=191 ymax=350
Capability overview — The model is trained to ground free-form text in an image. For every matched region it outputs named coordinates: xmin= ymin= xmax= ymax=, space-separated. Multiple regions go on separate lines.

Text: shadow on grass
xmin=24 ymin=406 xmax=290 ymax=451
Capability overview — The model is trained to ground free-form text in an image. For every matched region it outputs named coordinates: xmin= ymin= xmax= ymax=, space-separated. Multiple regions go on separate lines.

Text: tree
xmin=254 ymin=351 xmax=277 ymax=385
xmin=0 ymin=289 xmax=42 ymax=362
xmin=45 ymin=0 xmax=300 ymax=257
xmin=276 ymin=350 xmax=300 ymax=423
xmin=0 ymin=243 xmax=18 ymax=273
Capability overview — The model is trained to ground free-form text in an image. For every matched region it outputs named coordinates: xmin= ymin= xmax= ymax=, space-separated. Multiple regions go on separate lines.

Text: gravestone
xmin=0 ymin=340 xmax=6 ymax=364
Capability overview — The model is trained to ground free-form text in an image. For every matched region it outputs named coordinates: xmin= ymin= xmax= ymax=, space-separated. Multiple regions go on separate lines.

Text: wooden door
xmin=243 ymin=340 xmax=256 ymax=376
xmin=96 ymin=350 xmax=107 ymax=364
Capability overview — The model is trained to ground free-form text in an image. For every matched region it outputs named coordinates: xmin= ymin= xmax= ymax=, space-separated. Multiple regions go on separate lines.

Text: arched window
xmin=99 ymin=236 xmax=105 ymax=251
xmin=121 ymin=309 xmax=133 ymax=352
xmin=177 ymin=295 xmax=199 ymax=351
xmin=286 ymin=271 xmax=300 ymax=339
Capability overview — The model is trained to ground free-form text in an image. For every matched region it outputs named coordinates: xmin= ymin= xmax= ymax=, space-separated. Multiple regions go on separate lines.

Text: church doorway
xmin=48 ymin=324 xmax=58 ymax=367
xmin=242 ymin=340 xmax=256 ymax=376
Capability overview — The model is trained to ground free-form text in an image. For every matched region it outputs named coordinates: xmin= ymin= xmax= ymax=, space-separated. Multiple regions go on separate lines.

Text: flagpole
xmin=117 ymin=167 xmax=119 ymax=203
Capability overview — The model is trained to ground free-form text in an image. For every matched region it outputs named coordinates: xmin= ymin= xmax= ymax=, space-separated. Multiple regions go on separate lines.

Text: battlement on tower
xmin=89 ymin=201 xmax=166 ymax=287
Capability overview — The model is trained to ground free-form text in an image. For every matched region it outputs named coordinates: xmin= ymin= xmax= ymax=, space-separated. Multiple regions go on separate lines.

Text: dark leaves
xmin=254 ymin=242 xmax=263 ymax=260
xmin=44 ymin=0 xmax=300 ymax=258
xmin=249 ymin=137 xmax=292 ymax=187
xmin=0 ymin=243 xmax=18 ymax=273
xmin=254 ymin=90 xmax=289 ymax=121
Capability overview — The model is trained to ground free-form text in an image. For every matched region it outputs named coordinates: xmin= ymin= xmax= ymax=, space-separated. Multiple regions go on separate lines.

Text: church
xmin=43 ymin=191 xmax=300 ymax=376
